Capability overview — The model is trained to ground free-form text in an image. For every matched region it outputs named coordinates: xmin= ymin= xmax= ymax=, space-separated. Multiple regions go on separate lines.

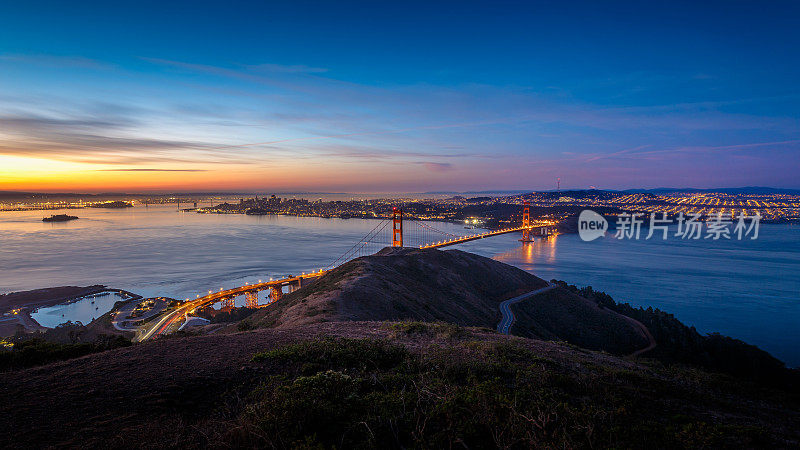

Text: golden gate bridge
xmin=139 ymin=202 xmax=555 ymax=340
xmin=328 ymin=204 xmax=554 ymax=265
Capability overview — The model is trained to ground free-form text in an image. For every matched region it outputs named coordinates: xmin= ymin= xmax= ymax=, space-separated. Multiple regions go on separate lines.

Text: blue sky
xmin=0 ymin=0 xmax=798 ymax=192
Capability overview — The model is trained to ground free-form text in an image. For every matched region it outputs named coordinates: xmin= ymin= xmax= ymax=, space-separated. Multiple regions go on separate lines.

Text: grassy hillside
xmin=3 ymin=249 xmax=794 ymax=447
xmin=0 ymin=322 xmax=797 ymax=448
xmin=247 ymin=248 xmax=646 ymax=354
xmin=510 ymin=286 xmax=649 ymax=354
xmin=250 ymin=247 xmax=549 ymax=329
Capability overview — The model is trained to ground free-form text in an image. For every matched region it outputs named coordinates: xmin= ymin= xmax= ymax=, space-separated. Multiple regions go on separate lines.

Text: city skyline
xmin=1 ymin=0 xmax=799 ymax=192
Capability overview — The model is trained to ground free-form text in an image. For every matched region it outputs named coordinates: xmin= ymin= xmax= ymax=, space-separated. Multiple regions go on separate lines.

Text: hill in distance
xmin=249 ymin=247 xmax=649 ymax=355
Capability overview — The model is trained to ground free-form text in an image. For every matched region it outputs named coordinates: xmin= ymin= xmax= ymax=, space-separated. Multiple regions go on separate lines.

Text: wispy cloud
xmin=247 ymin=63 xmax=328 ymax=74
xmin=590 ymin=139 xmax=800 ymax=163
xmin=3 ymin=54 xmax=798 ymax=190
xmin=205 ymin=119 xmax=524 ymax=151
xmin=583 ymin=145 xmax=654 ymax=162
xmin=142 ymin=57 xmax=800 ymax=143
xmin=96 ymin=168 xmax=209 ymax=172
xmin=0 ymin=112 xmax=215 ymax=165
xmin=0 ymin=115 xmax=129 ymax=131
xmin=417 ymin=162 xmax=454 ymax=172
xmin=0 ymin=53 xmax=114 ymax=70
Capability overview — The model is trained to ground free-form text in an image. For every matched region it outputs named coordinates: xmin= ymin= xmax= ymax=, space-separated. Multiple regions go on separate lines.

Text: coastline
xmin=0 ymin=286 xmax=142 ymax=334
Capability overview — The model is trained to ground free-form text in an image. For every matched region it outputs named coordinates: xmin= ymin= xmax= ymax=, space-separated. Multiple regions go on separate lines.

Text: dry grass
xmin=1 ymin=322 xmax=797 ymax=448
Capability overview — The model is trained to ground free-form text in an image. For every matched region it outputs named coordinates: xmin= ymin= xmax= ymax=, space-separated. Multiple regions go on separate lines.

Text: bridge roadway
xmin=137 ymin=271 xmax=327 ymax=341
xmin=420 ymin=222 xmax=554 ymax=249
xmin=139 ymin=220 xmax=556 ymax=340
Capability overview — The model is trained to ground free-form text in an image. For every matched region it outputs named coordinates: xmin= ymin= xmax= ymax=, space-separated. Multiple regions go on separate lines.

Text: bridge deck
xmin=139 ymin=271 xmax=327 ymax=341
xmin=420 ymin=224 xmax=550 ymax=249
xmin=140 ymin=219 xmax=556 ymax=341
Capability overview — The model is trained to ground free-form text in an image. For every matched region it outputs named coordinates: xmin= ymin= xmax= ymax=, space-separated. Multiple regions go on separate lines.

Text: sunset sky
xmin=1 ymin=0 xmax=798 ymax=193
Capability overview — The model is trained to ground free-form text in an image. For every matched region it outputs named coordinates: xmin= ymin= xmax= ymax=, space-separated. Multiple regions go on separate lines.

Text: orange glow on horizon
xmin=0 ymin=154 xmax=470 ymax=193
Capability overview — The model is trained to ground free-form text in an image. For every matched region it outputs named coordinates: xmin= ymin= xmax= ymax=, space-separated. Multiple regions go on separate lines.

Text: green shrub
xmin=233 ymin=336 xmax=777 ymax=448
xmin=0 ymin=335 xmax=130 ymax=371
xmin=387 ymin=321 xmax=430 ymax=334
xmin=252 ymin=337 xmax=408 ymax=372
xmin=237 ymin=320 xmax=255 ymax=331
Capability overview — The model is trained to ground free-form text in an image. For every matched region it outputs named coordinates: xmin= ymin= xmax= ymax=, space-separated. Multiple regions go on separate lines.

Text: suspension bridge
xmin=139 ymin=202 xmax=556 ymax=340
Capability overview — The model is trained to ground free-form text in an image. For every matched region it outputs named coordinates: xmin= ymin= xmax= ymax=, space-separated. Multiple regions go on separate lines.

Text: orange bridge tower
xmin=520 ymin=201 xmax=534 ymax=243
xmin=392 ymin=207 xmax=403 ymax=247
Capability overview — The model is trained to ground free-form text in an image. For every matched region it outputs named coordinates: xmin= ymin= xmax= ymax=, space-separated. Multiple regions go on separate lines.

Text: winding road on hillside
xmin=496 ymin=284 xmax=556 ymax=334
xmin=496 ymin=284 xmax=657 ymax=357
xmin=622 ymin=315 xmax=657 ymax=356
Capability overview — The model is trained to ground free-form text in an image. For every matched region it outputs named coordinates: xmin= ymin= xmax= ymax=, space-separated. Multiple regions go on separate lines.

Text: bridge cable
xmin=407 ymin=218 xmax=466 ymax=239
xmin=328 ymin=219 xmax=391 ymax=268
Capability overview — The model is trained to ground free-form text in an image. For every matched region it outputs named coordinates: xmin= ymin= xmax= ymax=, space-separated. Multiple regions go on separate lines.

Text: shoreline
xmin=0 ymin=286 xmax=142 ymax=334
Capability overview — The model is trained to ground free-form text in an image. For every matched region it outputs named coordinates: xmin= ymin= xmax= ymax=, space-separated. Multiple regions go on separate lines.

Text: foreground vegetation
xmin=198 ymin=332 xmax=796 ymax=448
xmin=1 ymin=322 xmax=797 ymax=448
xmin=0 ymin=321 xmax=130 ymax=371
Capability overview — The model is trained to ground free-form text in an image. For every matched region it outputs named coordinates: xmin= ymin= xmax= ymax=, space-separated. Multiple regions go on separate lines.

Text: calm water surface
xmin=1 ymin=206 xmax=798 ymax=365
xmin=32 ymin=292 xmax=127 ymax=328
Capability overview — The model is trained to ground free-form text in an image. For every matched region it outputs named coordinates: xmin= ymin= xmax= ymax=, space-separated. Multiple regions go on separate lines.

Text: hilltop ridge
xmin=248 ymin=247 xmax=650 ymax=355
